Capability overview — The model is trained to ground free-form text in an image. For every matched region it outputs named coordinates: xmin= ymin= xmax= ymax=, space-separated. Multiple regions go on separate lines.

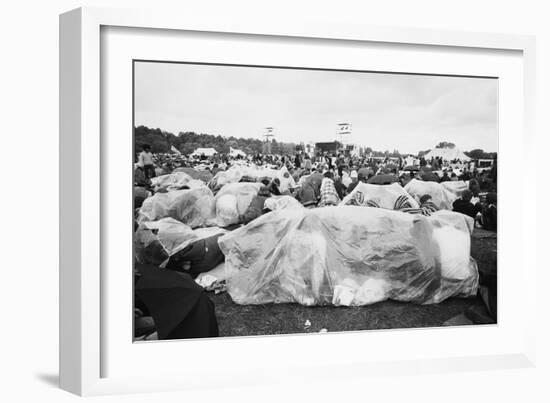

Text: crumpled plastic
xmin=172 ymin=167 xmax=213 ymax=183
xmin=264 ymin=195 xmax=304 ymax=211
xmin=440 ymin=180 xmax=469 ymax=199
xmin=134 ymin=217 xmax=227 ymax=267
xmin=340 ymin=182 xmax=419 ymax=210
xmin=213 ymin=182 xmax=263 ymax=226
xmin=150 ymin=171 xmax=203 ymax=192
xmin=138 ymin=186 xmax=216 ymax=228
xmin=208 ymin=164 xmax=296 ymax=192
xmin=218 ymin=206 xmax=478 ymax=306
xmin=404 ymin=179 xmax=459 ymax=210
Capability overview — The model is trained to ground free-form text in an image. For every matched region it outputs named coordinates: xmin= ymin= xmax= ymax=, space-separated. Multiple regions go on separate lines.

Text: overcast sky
xmin=134 ymin=61 xmax=497 ymax=154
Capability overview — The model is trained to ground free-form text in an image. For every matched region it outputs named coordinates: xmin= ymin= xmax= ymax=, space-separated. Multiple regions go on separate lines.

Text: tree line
xmin=134 ymin=126 xmax=496 ymax=159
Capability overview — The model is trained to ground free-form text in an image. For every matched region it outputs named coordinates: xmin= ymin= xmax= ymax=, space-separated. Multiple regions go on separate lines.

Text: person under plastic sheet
xmin=240 ymin=185 xmax=272 ymax=224
xmin=453 ymin=189 xmax=482 ymax=219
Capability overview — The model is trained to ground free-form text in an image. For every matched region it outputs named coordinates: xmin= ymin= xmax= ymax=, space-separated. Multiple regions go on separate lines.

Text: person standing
xmin=138 ymin=144 xmax=156 ymax=179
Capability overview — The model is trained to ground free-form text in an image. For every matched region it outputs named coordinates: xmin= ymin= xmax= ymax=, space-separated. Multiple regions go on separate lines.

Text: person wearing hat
xmin=241 ymin=186 xmax=272 ymax=224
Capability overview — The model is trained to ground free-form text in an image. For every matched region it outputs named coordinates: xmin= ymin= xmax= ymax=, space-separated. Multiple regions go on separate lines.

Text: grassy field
xmin=207 ymin=228 xmax=497 ymax=337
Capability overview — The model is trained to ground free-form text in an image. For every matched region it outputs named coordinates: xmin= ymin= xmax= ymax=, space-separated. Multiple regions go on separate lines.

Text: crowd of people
xmin=133 ymin=143 xmax=498 ymax=340
xmin=135 ymin=144 xmax=497 ymax=231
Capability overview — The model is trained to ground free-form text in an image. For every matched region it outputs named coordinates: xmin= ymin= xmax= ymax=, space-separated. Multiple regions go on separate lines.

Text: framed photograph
xmin=60 ymin=7 xmax=537 ymax=396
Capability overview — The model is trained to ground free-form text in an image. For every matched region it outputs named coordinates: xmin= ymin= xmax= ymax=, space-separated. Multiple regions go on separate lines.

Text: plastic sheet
xmin=208 ymin=164 xmax=296 ymax=192
xmin=150 ymin=171 xmax=195 ymax=192
xmin=134 ymin=217 xmax=227 ymax=268
xmin=441 ymin=180 xmax=469 ymax=199
xmin=218 ymin=206 xmax=478 ymax=306
xmin=264 ymin=195 xmax=304 ymax=211
xmin=215 ymin=194 xmax=239 ymax=227
xmin=213 ymin=182 xmax=263 ymax=226
xmin=404 ymin=179 xmax=458 ymax=210
xmin=172 ymin=167 xmax=213 ymax=183
xmin=340 ymin=182 xmax=419 ymax=210
xmin=138 ymin=186 xmax=215 ymax=228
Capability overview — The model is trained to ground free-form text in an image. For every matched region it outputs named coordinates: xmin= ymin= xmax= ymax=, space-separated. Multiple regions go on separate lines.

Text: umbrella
xmin=367 ymin=174 xmax=398 ymax=185
xmin=135 ymin=264 xmax=219 ymax=340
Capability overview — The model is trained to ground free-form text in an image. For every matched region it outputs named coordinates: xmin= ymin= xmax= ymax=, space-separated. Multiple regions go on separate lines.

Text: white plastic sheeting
xmin=404 ymin=179 xmax=458 ymax=210
xmin=213 ymin=182 xmax=263 ymax=227
xmin=340 ymin=182 xmax=419 ymax=210
xmin=138 ymin=186 xmax=215 ymax=228
xmin=264 ymin=195 xmax=304 ymax=211
xmin=150 ymin=171 xmax=197 ymax=192
xmin=441 ymin=180 xmax=469 ymax=199
xmin=134 ymin=217 xmax=227 ymax=267
xmin=208 ymin=164 xmax=296 ymax=192
xmin=218 ymin=206 xmax=478 ymax=306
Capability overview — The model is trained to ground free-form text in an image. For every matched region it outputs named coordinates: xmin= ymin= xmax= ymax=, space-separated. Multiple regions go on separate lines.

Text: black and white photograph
xmin=132 ymin=60 xmax=498 ymax=341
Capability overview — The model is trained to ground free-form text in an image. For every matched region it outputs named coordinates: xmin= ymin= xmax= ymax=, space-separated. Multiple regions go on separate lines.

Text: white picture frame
xmin=60 ymin=7 xmax=537 ymax=396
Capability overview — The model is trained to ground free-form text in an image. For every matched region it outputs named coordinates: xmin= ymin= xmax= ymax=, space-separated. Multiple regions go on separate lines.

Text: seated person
xmin=296 ymin=180 xmax=318 ymax=208
xmin=318 ymin=172 xmax=340 ymax=207
xmin=346 ymin=170 xmax=360 ymax=193
xmin=241 ymin=186 xmax=272 ymax=224
xmin=268 ymin=178 xmax=281 ymax=196
xmin=333 ymin=176 xmax=347 ymax=200
xmin=480 ymin=192 xmax=497 ymax=231
xmin=453 ymin=189 xmax=482 ymax=218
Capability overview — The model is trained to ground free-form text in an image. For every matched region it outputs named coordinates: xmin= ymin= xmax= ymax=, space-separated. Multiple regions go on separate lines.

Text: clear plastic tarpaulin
xmin=404 ymin=179 xmax=458 ymax=210
xmin=219 ymin=206 xmax=478 ymax=306
xmin=213 ymin=182 xmax=263 ymax=227
xmin=135 ymin=217 xmax=227 ymax=267
xmin=150 ymin=171 xmax=205 ymax=192
xmin=138 ymin=186 xmax=215 ymax=228
xmin=340 ymin=182 xmax=419 ymax=210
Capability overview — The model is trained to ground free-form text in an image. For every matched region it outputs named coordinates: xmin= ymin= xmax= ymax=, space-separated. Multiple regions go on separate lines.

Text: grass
xmin=207 ymin=228 xmax=497 ymax=337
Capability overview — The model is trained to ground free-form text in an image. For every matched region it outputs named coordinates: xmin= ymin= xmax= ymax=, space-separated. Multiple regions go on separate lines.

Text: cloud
xmin=134 ymin=62 xmax=498 ymax=154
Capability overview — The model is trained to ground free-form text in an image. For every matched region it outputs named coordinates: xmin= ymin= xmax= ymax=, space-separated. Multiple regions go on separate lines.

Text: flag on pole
xmin=337 ymin=123 xmax=351 ymax=135
xmin=170 ymin=145 xmax=181 ymax=155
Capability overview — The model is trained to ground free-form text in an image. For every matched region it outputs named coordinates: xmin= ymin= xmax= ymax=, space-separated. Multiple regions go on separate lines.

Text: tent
xmin=229 ymin=147 xmax=246 ymax=158
xmin=423 ymin=147 xmax=471 ymax=162
xmin=191 ymin=147 xmax=218 ymax=157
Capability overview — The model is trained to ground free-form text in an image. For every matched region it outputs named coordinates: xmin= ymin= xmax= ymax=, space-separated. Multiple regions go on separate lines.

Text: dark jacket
xmin=452 ymin=198 xmax=482 ymax=218
xmin=242 ymin=195 xmax=269 ymax=224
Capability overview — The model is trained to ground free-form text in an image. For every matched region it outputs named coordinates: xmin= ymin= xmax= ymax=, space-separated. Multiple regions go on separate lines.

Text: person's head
xmin=419 ymin=194 xmax=432 ymax=204
xmin=142 ymin=144 xmax=151 ymax=152
xmin=350 ymin=170 xmax=358 ymax=181
xmin=258 ymin=186 xmax=271 ymax=197
xmin=462 ymin=189 xmax=473 ymax=202
xmin=358 ymin=172 xmax=367 ymax=183
xmin=323 ymin=171 xmax=334 ymax=179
